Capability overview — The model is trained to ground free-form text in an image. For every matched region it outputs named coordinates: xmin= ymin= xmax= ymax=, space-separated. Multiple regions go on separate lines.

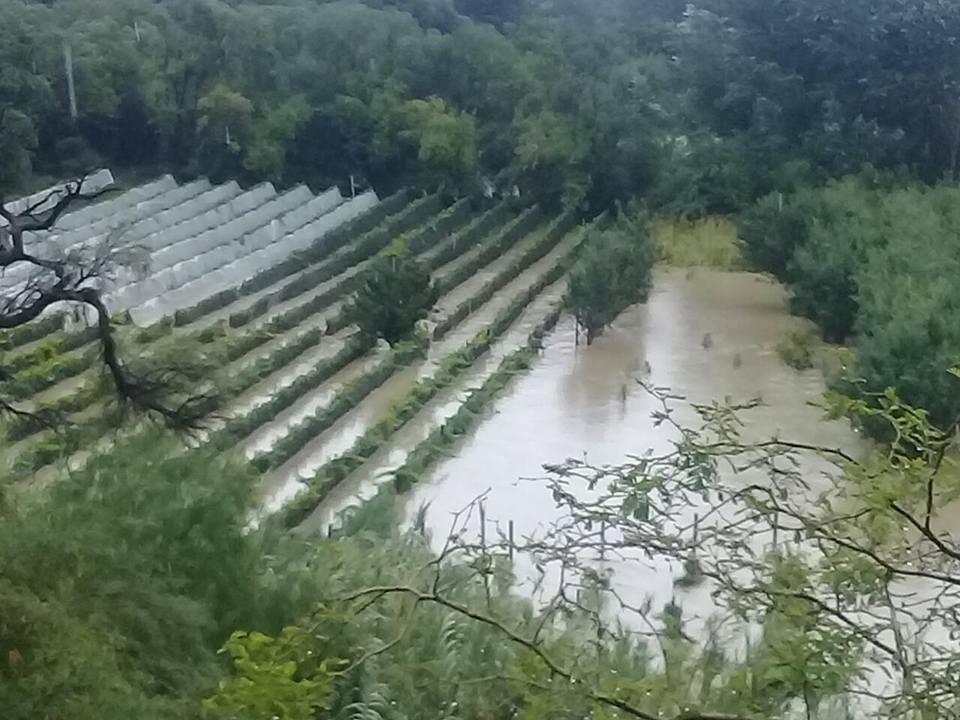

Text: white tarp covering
xmin=0 ymin=169 xmax=114 ymax=227
xmin=127 ymin=190 xmax=377 ymax=326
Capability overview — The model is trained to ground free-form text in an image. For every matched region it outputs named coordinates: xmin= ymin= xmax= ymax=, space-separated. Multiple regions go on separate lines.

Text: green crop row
xmin=9 ymin=325 xmax=330 ymax=477
xmin=207 ymin=334 xmax=373 ymax=450
xmin=305 ymin=201 xmax=480 ymax=335
xmin=421 ymin=200 xmax=514 ymax=271
xmin=432 ymin=208 xmax=576 ymax=340
xmin=4 ymin=343 xmax=97 ymax=401
xmin=279 ymin=222 xmax=587 ymax=527
xmin=392 ymin=305 xmax=563 ymax=494
xmin=0 ymin=313 xmax=63 ymax=351
xmin=433 ymin=205 xmax=542 ymax=298
xmin=248 ymin=338 xmax=426 ymax=473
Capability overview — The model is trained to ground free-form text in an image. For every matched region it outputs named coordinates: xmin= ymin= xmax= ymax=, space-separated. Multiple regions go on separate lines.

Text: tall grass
xmin=652 ymin=216 xmax=741 ymax=270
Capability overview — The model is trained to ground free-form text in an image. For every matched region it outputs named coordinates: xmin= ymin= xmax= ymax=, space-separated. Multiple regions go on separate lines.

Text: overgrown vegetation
xmin=740 ymin=176 xmax=960 ymax=433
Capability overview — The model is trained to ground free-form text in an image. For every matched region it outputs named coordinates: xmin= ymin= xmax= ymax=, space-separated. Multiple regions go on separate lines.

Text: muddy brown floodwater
xmin=401 ymin=268 xmax=867 ymax=626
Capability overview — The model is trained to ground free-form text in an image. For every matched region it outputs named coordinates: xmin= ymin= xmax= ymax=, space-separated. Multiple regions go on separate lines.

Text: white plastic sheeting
xmin=0 ymin=169 xmax=114 ymax=226
xmin=127 ymin=190 xmax=378 ymax=326
xmin=36 ymin=179 xmax=212 ymax=249
xmin=11 ymin=180 xmax=212 ymax=280
xmin=120 ymin=181 xmax=242 ymax=244
xmin=56 ymin=175 xmax=177 ymax=231
xmin=117 ymin=186 xmax=336 ymax=321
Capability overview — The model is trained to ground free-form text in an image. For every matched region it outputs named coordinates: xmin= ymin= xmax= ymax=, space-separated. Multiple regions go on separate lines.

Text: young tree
xmin=566 ymin=212 xmax=654 ymax=344
xmin=348 ymin=247 xmax=437 ymax=346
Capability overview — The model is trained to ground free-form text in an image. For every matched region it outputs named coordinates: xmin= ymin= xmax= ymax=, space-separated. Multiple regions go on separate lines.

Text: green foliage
xmin=396 ymin=97 xmax=479 ymax=192
xmin=282 ymin=218 xmax=589 ymax=526
xmin=348 ymin=254 xmax=438 ymax=346
xmin=651 ymin=135 xmax=754 ymax=217
xmin=202 ymin=628 xmax=341 ymax=720
xmin=741 ymin=176 xmax=960 ymax=431
xmin=567 ymin=210 xmax=653 ymax=344
xmin=775 ymin=326 xmax=818 ymax=371
xmin=0 ymin=433 xmax=283 ymax=719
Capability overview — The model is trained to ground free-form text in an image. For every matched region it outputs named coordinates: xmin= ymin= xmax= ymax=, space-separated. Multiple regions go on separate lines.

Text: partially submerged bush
xmin=567 ymin=210 xmax=654 ymax=344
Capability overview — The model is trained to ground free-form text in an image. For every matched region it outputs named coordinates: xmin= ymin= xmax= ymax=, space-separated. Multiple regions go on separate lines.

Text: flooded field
xmin=391 ymin=268 xmax=866 ymax=616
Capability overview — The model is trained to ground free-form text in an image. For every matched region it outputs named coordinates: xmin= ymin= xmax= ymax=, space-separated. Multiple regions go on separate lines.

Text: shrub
xmin=348 ymin=253 xmax=438 ymax=346
xmin=567 ymin=210 xmax=654 ymax=344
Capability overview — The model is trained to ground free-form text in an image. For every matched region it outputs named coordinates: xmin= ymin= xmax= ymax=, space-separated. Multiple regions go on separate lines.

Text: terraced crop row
xmin=2 ymin=174 xmax=598 ymax=540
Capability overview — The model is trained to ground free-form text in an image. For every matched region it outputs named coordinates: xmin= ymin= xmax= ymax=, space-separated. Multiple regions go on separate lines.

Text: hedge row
xmin=433 ymin=205 xmax=542 ymax=298
xmin=432 ymin=208 xmax=576 ymax=340
xmin=260 ymin=197 xmax=474 ymax=336
xmin=4 ymin=344 xmax=97 ymax=401
xmin=420 ymin=200 xmax=514 ymax=273
xmin=248 ymin=338 xmax=426 ymax=473
xmin=279 ymin=221 xmax=588 ymax=527
xmin=0 ymin=313 xmax=63 ymax=351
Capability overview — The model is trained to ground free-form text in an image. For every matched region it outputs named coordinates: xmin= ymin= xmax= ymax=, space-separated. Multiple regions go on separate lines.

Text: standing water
xmin=400 ymin=268 xmax=866 ymax=620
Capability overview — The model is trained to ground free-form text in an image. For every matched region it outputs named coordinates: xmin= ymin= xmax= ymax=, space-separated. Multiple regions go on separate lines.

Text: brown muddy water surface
xmin=399 ymin=268 xmax=866 ymax=622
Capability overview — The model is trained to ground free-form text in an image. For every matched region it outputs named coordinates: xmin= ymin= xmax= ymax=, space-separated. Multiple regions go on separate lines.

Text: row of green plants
xmin=431 ymin=205 xmax=542 ymax=298
xmin=224 ymin=193 xmax=449 ymax=328
xmin=1 ymin=194 xmax=450 ymax=440
xmin=2 ymin=190 xmax=420 ymax=412
xmin=393 ymin=305 xmax=562 ymax=494
xmin=279 ymin=222 xmax=589 ymax=527
xmin=206 ymin=335 xmax=373 ymax=450
xmin=249 ymin=338 xmax=427 ymax=473
xmin=433 ymin=208 xmax=577 ymax=340
xmin=324 ymin=201 xmax=523 ymax=335
xmin=0 ymin=188 xmax=409 ymax=377
xmin=5 ymin=199 xmax=499 ymax=470
xmin=7 ymin=325 xmax=328 ymax=476
xmin=250 ymin=198 xmax=475 ymax=337
xmin=242 ymin=208 xmax=543 ymax=474
xmin=3 ymin=341 xmax=98 ymax=401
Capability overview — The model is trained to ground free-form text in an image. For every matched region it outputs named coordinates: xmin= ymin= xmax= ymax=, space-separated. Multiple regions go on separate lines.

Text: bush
xmin=776 ymin=327 xmax=818 ymax=371
xmin=738 ymin=191 xmax=810 ymax=279
xmin=567 ymin=210 xmax=654 ymax=344
xmin=348 ymin=253 xmax=438 ymax=346
xmin=0 ymin=434 xmax=283 ymax=719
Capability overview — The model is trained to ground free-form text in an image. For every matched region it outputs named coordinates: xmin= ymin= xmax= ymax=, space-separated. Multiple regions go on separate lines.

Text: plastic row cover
xmin=39 ymin=179 xmax=212 ymax=249
xmin=109 ymin=186 xmax=338 ymax=316
xmin=128 ymin=191 xmax=377 ymax=326
xmin=16 ymin=180 xmax=212 ymax=277
xmin=57 ymin=175 xmax=176 ymax=231
xmin=149 ymin=184 xmax=309 ymax=270
xmin=0 ymin=169 xmax=114 ymax=226
xmin=0 ymin=181 xmax=247 ymax=296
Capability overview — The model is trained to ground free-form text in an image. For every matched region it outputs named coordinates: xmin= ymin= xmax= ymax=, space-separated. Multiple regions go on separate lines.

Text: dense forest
xmin=4 ymin=0 xmax=960 ymax=718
